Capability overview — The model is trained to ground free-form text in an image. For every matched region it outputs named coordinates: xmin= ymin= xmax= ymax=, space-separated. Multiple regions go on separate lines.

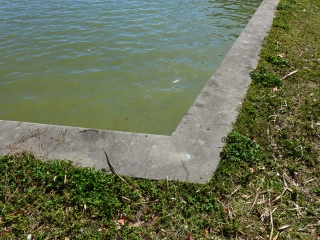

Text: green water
xmin=0 ymin=0 xmax=261 ymax=135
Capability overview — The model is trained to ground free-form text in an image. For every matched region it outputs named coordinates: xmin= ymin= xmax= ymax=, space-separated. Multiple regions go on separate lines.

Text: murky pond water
xmin=0 ymin=0 xmax=261 ymax=135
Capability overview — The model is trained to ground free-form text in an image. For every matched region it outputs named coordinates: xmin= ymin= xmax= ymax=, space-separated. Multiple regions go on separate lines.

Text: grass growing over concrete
xmin=1 ymin=0 xmax=319 ymax=238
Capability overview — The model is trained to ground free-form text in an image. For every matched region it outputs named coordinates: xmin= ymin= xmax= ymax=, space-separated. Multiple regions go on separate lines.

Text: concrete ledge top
xmin=0 ymin=0 xmax=279 ymax=183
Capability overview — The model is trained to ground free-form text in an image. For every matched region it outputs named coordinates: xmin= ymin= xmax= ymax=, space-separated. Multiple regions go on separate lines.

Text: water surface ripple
xmin=0 ymin=0 xmax=261 ymax=135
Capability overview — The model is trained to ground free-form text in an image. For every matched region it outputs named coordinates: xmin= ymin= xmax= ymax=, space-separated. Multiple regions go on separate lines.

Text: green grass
xmin=1 ymin=0 xmax=319 ymax=238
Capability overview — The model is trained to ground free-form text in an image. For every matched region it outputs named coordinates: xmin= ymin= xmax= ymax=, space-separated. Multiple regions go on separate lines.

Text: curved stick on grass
xmin=269 ymin=197 xmax=274 ymax=240
xmin=103 ymin=150 xmax=138 ymax=191
xmin=281 ymin=69 xmax=298 ymax=80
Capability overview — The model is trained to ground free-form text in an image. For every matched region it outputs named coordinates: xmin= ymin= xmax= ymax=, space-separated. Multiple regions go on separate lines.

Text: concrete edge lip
xmin=0 ymin=0 xmax=279 ymax=183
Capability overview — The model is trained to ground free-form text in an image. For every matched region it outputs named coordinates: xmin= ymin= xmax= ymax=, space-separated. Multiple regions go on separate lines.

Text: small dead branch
xmin=134 ymin=199 xmax=159 ymax=205
xmin=282 ymin=173 xmax=288 ymax=187
xmin=229 ymin=186 xmax=241 ymax=198
xmin=298 ymin=223 xmax=318 ymax=232
xmin=248 ymin=179 xmax=265 ymax=213
xmin=248 ymin=187 xmax=260 ymax=214
xmin=103 ymin=150 xmax=138 ymax=192
xmin=303 ymin=178 xmax=316 ymax=185
xmin=217 ymin=199 xmax=234 ymax=220
xmin=283 ymin=172 xmax=299 ymax=187
xmin=269 ymin=198 xmax=274 ymax=240
xmin=282 ymin=100 xmax=287 ymax=109
xmin=272 ymin=153 xmax=277 ymax=162
xmin=279 ymin=225 xmax=290 ymax=231
xmin=288 ymin=205 xmax=305 ymax=211
xmin=121 ymin=196 xmax=131 ymax=202
xmin=281 ymin=69 xmax=299 ymax=80
xmin=273 ymin=187 xmax=292 ymax=202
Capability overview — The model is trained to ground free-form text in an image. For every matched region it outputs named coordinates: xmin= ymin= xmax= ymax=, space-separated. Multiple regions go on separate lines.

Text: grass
xmin=1 ymin=0 xmax=319 ymax=238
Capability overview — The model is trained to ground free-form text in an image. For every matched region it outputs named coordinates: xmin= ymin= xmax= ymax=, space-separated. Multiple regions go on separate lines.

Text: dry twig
xmin=273 ymin=187 xmax=292 ymax=202
xmin=281 ymin=69 xmax=299 ymax=80
xmin=248 ymin=179 xmax=264 ymax=213
xmin=303 ymin=178 xmax=316 ymax=185
xmin=269 ymin=197 xmax=274 ymax=240
xmin=229 ymin=186 xmax=241 ymax=198
xmin=134 ymin=199 xmax=159 ymax=205
xmin=104 ymin=150 xmax=138 ymax=192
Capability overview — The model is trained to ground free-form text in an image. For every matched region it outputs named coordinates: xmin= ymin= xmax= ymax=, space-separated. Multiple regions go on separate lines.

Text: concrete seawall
xmin=0 ymin=0 xmax=279 ymax=183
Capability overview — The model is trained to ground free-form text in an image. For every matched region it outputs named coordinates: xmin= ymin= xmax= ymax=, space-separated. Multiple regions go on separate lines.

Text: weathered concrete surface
xmin=0 ymin=0 xmax=279 ymax=183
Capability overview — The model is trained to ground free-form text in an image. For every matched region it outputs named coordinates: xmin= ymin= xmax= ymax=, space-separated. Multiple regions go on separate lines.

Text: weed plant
xmin=1 ymin=0 xmax=319 ymax=238
xmin=250 ymin=66 xmax=282 ymax=87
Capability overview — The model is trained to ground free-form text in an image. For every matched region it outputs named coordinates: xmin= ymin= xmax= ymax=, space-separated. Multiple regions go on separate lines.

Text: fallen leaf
xmin=186 ymin=233 xmax=193 ymax=240
xmin=117 ymin=219 xmax=125 ymax=225
xmin=153 ymin=216 xmax=159 ymax=223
